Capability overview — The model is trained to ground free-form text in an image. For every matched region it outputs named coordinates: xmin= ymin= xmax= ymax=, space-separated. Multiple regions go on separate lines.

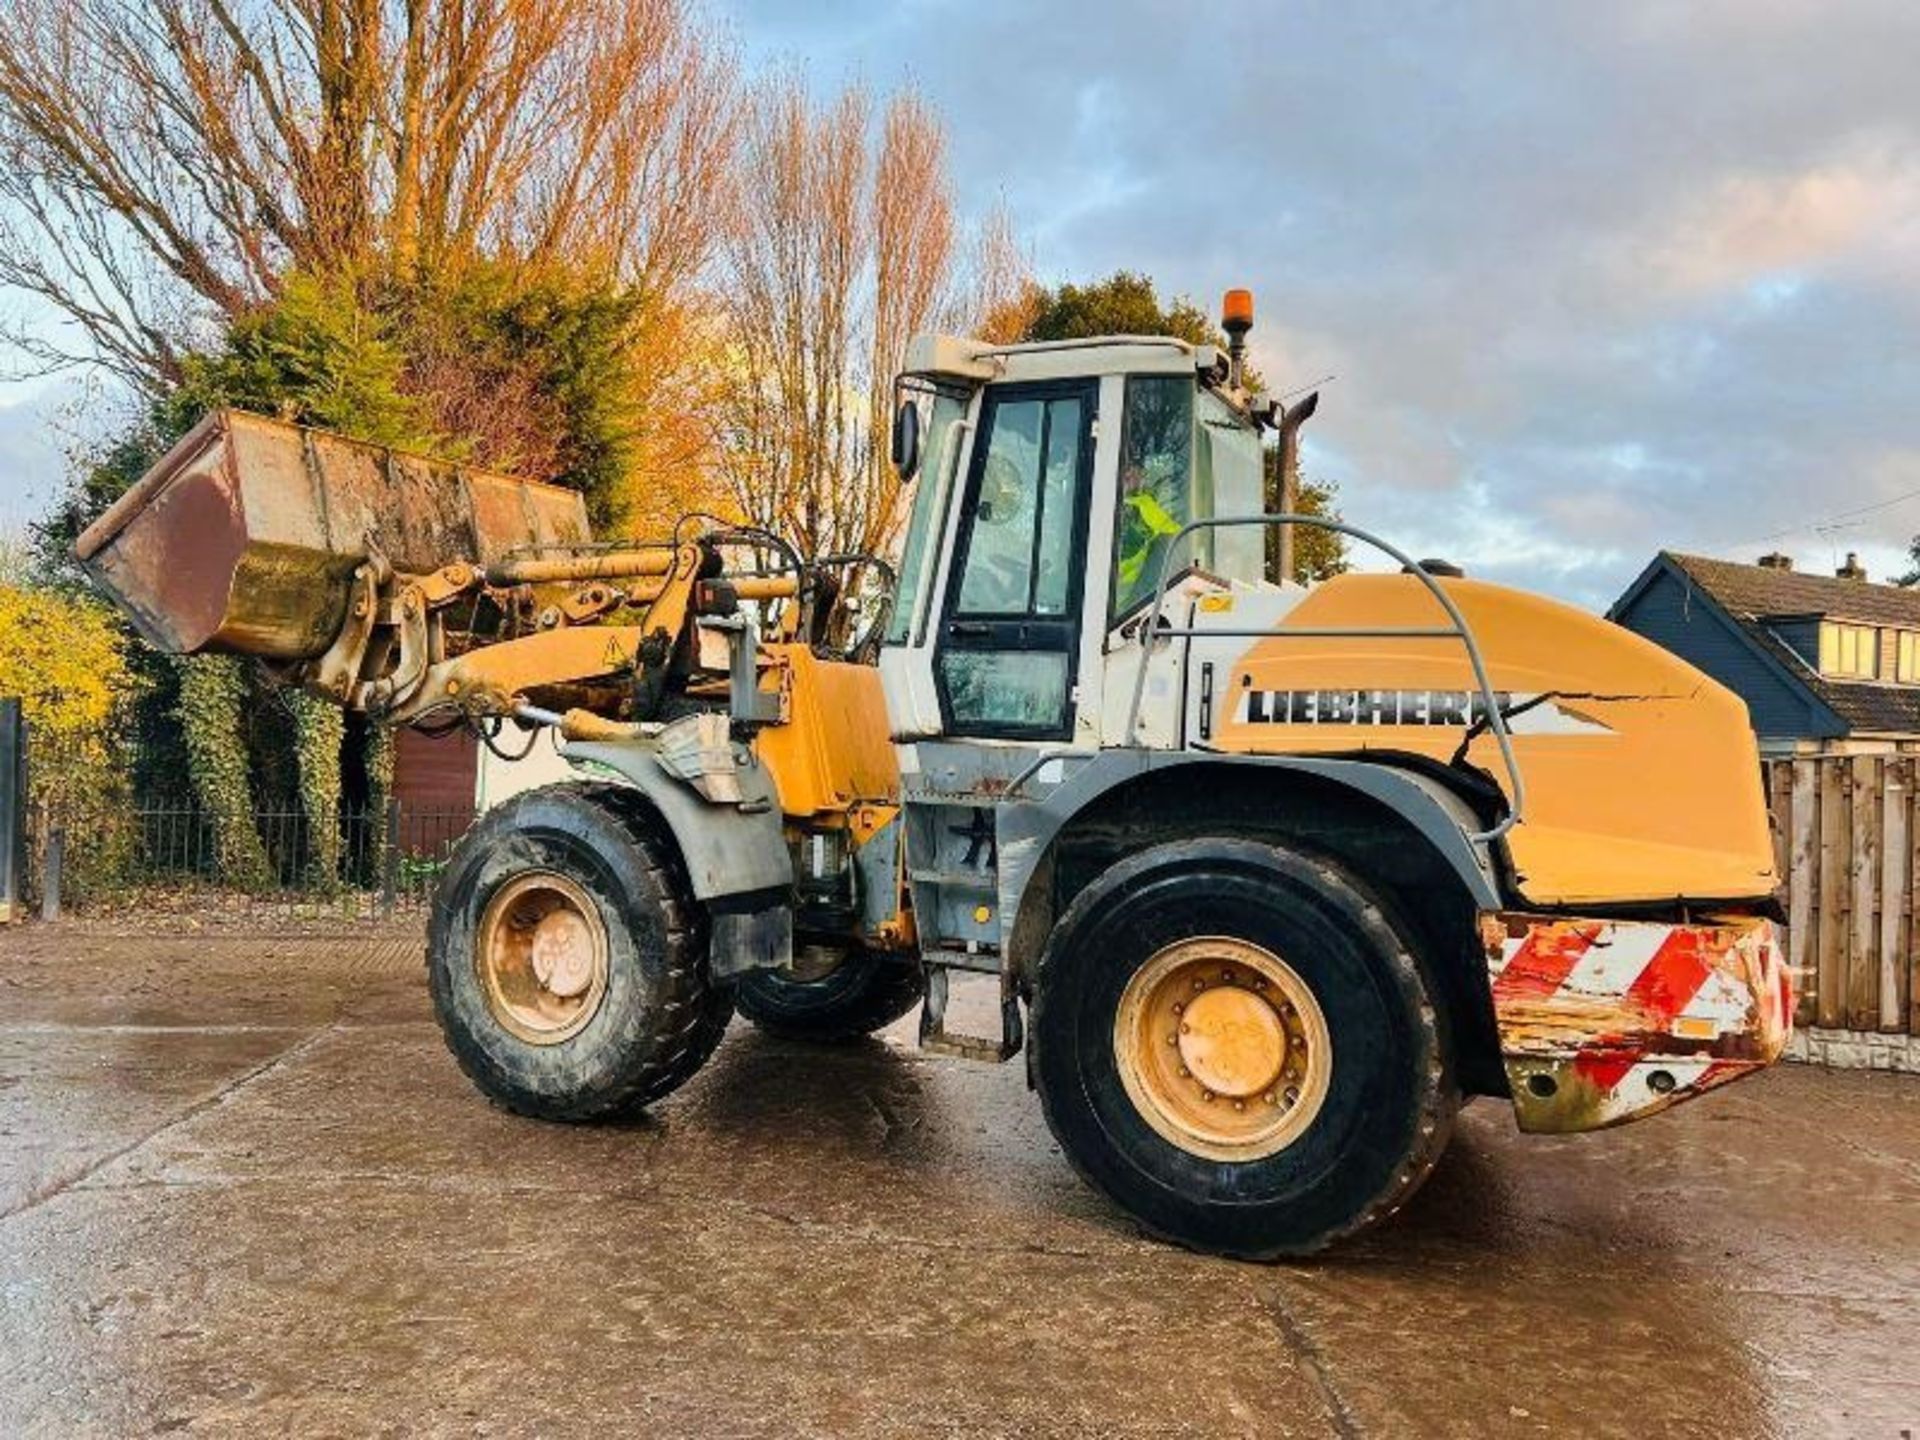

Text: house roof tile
xmin=1668 ymin=552 xmax=1920 ymax=626
xmin=1665 ymin=552 xmax=1920 ymax=735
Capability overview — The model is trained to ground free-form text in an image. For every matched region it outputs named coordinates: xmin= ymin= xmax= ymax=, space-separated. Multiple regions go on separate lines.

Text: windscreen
xmin=884 ymin=390 xmax=971 ymax=646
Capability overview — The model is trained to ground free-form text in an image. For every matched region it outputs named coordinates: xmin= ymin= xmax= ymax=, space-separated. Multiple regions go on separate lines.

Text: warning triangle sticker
xmin=601 ymin=635 xmax=629 ymax=671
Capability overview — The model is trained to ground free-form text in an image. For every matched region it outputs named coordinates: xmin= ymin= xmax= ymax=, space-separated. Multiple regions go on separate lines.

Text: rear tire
xmin=427 ymin=784 xmax=732 ymax=1121
xmin=1031 ymin=837 xmax=1456 ymax=1258
xmin=735 ymin=946 xmax=923 ymax=1042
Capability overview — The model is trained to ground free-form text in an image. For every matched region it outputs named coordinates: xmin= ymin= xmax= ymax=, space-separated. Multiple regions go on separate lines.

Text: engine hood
xmin=1205 ymin=572 xmax=1778 ymax=908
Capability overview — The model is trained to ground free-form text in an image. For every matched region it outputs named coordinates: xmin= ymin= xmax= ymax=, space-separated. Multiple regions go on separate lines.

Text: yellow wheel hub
xmin=1178 ymin=985 xmax=1287 ymax=1098
xmin=1114 ymin=936 xmax=1332 ymax=1161
xmin=476 ymin=872 xmax=611 ymax=1045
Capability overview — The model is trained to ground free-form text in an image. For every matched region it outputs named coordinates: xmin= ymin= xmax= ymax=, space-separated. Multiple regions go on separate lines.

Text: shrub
xmin=0 ymin=581 xmax=142 ymax=895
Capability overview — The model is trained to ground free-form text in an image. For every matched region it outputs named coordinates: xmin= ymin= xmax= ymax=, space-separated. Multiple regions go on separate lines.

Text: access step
xmin=918 ymin=962 xmax=1023 ymax=1063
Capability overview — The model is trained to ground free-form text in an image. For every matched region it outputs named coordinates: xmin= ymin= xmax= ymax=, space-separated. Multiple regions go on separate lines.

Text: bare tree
xmin=0 ymin=0 xmax=737 ymax=388
xmin=966 ymin=205 xmax=1037 ymax=345
xmin=713 ymin=75 xmax=1027 ymax=560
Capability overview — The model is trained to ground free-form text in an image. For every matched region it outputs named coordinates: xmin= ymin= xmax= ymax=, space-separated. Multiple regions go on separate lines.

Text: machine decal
xmin=1233 ymin=688 xmax=1614 ymax=735
xmin=1486 ymin=914 xmax=1792 ymax=1134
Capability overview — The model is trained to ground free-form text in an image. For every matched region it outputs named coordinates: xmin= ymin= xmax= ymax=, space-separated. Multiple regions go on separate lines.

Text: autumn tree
xmin=1018 ymin=271 xmax=1216 ymax=348
xmin=713 ymin=75 xmax=1027 ymax=559
xmin=2 ymin=0 xmax=752 ymax=888
xmin=0 ymin=0 xmax=735 ymax=386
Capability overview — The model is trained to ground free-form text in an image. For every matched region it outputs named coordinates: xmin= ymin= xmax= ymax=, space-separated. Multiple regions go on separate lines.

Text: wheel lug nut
xmin=1172 ymin=1002 xmax=1184 ymax=1015
xmin=1179 ymin=1022 xmax=1190 ymax=1034
xmin=1179 ymin=1066 xmax=1190 ymax=1077
xmin=1201 ymin=1091 xmax=1215 ymax=1103
xmin=1192 ymin=978 xmax=1205 ymax=991
xmin=1265 ymin=1091 xmax=1278 ymax=1105
xmin=1234 ymin=1100 xmax=1246 ymax=1112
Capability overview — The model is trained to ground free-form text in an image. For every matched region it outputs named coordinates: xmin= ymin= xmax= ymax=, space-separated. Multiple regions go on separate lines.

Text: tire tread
xmin=735 ymin=953 xmax=923 ymax=1043
xmin=426 ymin=782 xmax=733 ymax=1121
xmin=1032 ymin=837 xmax=1459 ymax=1258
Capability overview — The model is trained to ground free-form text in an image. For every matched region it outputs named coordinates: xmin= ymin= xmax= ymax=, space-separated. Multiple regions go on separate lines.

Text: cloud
xmin=1627 ymin=141 xmax=1920 ymax=306
xmin=0 ymin=380 xmax=74 ymax=536
xmin=724 ymin=0 xmax=1920 ymax=607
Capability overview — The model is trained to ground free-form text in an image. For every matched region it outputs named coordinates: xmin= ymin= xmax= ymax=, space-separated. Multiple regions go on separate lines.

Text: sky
xmin=5 ymin=0 xmax=1920 ymax=609
xmin=716 ymin=0 xmax=1920 ymax=607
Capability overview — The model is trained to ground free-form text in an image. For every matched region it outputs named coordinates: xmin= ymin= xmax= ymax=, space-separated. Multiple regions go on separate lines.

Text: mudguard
xmin=561 ymin=738 xmax=794 ymax=976
xmin=995 ymin=749 xmax=1504 ymax=972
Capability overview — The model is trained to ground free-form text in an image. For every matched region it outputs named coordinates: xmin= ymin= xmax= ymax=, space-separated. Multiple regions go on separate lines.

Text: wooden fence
xmin=1767 ymin=755 xmax=1920 ymax=1035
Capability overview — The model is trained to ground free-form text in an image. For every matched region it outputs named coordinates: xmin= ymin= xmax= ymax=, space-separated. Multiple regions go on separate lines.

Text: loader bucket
xmin=74 ymin=410 xmax=592 ymax=661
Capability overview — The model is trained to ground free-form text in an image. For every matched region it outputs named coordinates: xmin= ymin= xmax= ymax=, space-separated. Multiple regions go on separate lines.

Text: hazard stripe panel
xmin=1486 ymin=913 xmax=1792 ymax=1135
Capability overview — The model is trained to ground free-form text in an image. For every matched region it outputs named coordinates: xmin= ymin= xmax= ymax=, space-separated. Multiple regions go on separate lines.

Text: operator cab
xmin=880 ymin=329 xmax=1282 ymax=750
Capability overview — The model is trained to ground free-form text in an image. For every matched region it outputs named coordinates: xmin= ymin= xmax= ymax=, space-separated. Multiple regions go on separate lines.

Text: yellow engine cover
xmin=752 ymin=645 xmax=900 ymax=820
xmin=1210 ymin=573 xmax=1778 ymax=907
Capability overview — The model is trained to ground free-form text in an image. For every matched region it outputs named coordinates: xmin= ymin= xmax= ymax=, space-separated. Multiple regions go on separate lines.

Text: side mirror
xmin=890 ymin=397 xmax=922 ymax=481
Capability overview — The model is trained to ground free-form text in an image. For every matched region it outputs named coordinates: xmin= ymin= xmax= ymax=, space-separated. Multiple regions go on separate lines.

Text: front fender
xmin=997 ymin=750 xmax=1503 ymax=975
xmin=562 ymin=739 xmax=793 ymax=899
xmin=562 ymin=739 xmax=794 ymax=979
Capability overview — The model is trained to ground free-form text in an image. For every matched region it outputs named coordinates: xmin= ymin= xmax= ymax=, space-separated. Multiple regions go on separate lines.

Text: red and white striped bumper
xmin=1483 ymin=913 xmax=1793 ymax=1134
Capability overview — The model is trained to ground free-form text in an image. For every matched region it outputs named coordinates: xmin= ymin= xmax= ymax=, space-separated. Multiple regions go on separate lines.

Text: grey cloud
xmin=730 ymin=0 xmax=1920 ymax=607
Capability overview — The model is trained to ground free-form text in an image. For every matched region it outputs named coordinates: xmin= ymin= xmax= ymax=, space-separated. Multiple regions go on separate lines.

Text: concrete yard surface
xmin=1 ymin=925 xmax=1917 ymax=1438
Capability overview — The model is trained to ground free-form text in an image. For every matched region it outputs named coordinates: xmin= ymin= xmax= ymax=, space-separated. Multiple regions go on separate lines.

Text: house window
xmin=1899 ymin=631 xmax=1920 ymax=684
xmin=1820 ymin=622 xmax=1879 ymax=680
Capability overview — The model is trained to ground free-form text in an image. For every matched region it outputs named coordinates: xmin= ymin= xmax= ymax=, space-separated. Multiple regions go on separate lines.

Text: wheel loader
xmin=76 ymin=293 xmax=1792 ymax=1258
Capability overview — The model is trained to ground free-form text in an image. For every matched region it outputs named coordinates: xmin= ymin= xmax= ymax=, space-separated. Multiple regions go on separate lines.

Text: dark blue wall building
xmin=1610 ymin=552 xmax=1920 ymax=755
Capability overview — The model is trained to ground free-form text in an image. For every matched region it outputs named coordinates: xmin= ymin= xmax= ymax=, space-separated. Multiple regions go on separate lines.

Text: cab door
xmin=933 ymin=380 xmax=1098 ymax=740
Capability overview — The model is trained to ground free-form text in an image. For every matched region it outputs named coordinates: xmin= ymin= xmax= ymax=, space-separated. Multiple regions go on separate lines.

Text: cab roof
xmin=903 ymin=332 xmax=1216 ymax=386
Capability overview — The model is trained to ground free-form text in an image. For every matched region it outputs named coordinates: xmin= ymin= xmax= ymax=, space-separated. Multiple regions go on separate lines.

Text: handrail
xmin=1120 ymin=514 xmax=1525 ymax=844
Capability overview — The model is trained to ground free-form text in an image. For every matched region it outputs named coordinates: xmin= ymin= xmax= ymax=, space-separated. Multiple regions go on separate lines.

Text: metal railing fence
xmin=23 ymin=796 xmax=476 ymax=920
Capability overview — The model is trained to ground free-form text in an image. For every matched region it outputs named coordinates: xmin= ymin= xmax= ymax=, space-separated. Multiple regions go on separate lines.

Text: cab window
xmin=1110 ymin=377 xmax=1266 ymax=619
xmin=884 ymin=390 xmax=970 ymax=647
xmin=953 ymin=395 xmax=1083 ymax=615
xmin=937 ymin=381 xmax=1096 ymax=737
xmin=1195 ymin=388 xmax=1266 ymax=588
xmin=1111 ymin=375 xmax=1192 ymax=618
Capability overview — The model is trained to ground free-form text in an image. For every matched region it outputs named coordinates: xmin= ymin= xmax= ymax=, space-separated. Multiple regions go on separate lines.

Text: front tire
xmin=427 ymin=784 xmax=732 ymax=1121
xmin=1031 ymin=838 xmax=1456 ymax=1258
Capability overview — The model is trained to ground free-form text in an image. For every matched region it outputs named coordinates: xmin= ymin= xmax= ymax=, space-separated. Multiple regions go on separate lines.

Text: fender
xmin=996 ymin=750 xmax=1503 ymax=973
xmin=561 ymin=738 xmax=794 ymax=977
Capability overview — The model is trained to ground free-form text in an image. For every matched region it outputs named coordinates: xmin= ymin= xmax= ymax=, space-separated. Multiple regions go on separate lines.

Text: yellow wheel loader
xmin=77 ymin=296 xmax=1792 ymax=1258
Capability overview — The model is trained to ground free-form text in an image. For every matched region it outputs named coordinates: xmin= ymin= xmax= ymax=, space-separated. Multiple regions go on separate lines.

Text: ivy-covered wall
xmin=172 ymin=655 xmax=272 ymax=890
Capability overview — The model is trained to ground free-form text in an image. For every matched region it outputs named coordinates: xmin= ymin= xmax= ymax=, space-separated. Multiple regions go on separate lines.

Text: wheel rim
xmin=475 ymin=872 xmax=611 ymax=1045
xmin=1113 ymin=936 xmax=1332 ymax=1161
